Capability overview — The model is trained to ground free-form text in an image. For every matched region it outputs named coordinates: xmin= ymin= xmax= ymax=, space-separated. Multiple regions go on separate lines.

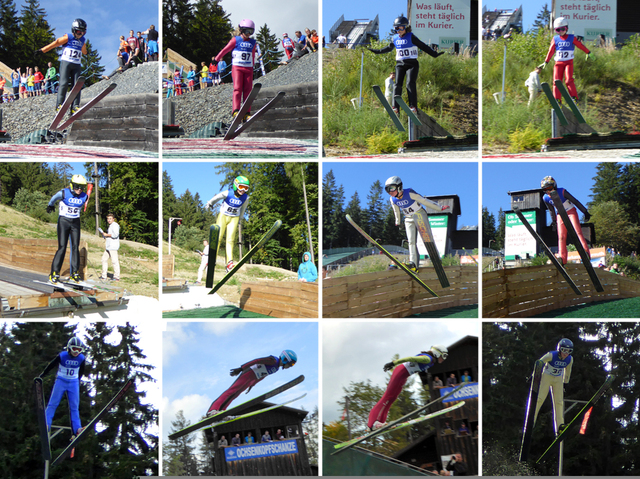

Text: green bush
xmin=12 ymin=188 xmax=52 ymax=222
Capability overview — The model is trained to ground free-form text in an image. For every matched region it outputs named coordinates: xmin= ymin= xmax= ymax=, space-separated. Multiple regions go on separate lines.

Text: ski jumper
xmin=369 ymin=32 xmax=440 ymax=109
xmin=390 ymin=188 xmax=444 ymax=266
xmin=208 ymin=355 xmax=281 ymax=412
xmin=41 ymin=351 xmax=86 ymax=434
xmin=207 ymin=189 xmax=250 ymax=264
xmin=297 ymin=251 xmax=318 ymax=282
xmin=42 ymin=32 xmax=86 ymax=109
xmin=49 ymin=188 xmax=88 ymax=276
xmin=282 ymin=37 xmax=295 ymax=59
xmin=533 ymin=350 xmax=573 ymax=431
xmin=368 ymin=353 xmax=435 ymax=429
xmin=544 ymin=34 xmax=590 ymax=101
xmin=215 ymin=36 xmax=257 ymax=113
xmin=543 ymin=187 xmax=590 ymax=264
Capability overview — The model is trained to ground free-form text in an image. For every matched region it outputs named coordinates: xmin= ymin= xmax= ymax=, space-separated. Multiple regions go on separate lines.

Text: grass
xmin=330 ymin=254 xmax=470 ymax=278
xmin=532 ymin=297 xmax=640 ymax=318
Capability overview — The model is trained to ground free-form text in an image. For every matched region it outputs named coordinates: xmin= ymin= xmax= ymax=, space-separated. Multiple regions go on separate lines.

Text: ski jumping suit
xmin=282 ymin=37 xmax=295 ymax=59
xmin=40 ymin=32 xmax=86 ymax=109
xmin=49 ymin=188 xmax=89 ymax=276
xmin=544 ymin=34 xmax=590 ymax=101
xmin=41 ymin=350 xmax=86 ymax=434
xmin=215 ymin=35 xmax=257 ymax=113
xmin=368 ymin=353 xmax=435 ymax=429
xmin=533 ymin=350 xmax=573 ymax=431
xmin=543 ymin=187 xmax=590 ymax=265
xmin=207 ymin=188 xmax=249 ymax=264
xmin=390 ymin=188 xmax=444 ymax=266
xmin=369 ymin=32 xmax=441 ymax=109
xmin=208 ymin=355 xmax=281 ymax=413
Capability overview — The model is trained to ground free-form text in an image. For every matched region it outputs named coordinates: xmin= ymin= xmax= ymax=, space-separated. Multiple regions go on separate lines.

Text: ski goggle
xmin=74 ymin=29 xmax=86 ymax=35
xmin=387 ymin=186 xmax=398 ymax=192
xmin=240 ymin=28 xmax=254 ymax=36
xmin=70 ymin=346 xmax=83 ymax=353
xmin=395 ymin=25 xmax=406 ymax=31
xmin=559 ymin=347 xmax=572 ymax=354
xmin=236 ymin=184 xmax=249 ymax=193
xmin=72 ymin=183 xmax=85 ymax=191
xmin=555 ymin=27 xmax=567 ymax=32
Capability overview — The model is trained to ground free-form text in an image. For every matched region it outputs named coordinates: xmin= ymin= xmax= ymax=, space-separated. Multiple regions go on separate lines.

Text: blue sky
xmin=324 ymin=161 xmax=479 ymax=229
xmin=482 ymin=162 xmax=602 ymax=220
xmin=322 ymin=0 xmax=401 ymax=42
xmin=164 ymin=162 xmax=236 ymax=204
xmin=35 ymin=0 xmax=157 ymax=72
xmin=483 ymin=1 xmax=548 ymax=32
xmin=162 ymin=322 xmax=318 ymax=443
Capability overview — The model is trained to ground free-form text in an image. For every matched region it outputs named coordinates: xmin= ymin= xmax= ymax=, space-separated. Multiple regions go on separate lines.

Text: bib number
xmin=555 ymin=50 xmax=574 ymax=61
xmin=396 ymin=46 xmax=418 ymax=61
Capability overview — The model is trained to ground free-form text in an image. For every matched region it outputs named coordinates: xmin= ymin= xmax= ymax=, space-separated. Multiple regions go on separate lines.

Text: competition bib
xmin=403 ymin=361 xmax=423 ymax=375
xmin=59 ymin=199 xmax=84 ymax=218
xmin=396 ymin=46 xmax=419 ymax=61
xmin=554 ymin=35 xmax=575 ymax=62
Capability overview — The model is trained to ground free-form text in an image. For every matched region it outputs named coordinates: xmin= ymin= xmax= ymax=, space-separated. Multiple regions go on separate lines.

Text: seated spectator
xmin=461 ymin=371 xmax=471 ymax=383
xmin=446 ymin=373 xmax=457 ymax=387
xmin=305 ymin=28 xmax=317 ymax=52
xmin=261 ymin=430 xmax=272 ymax=442
xmin=102 ymin=36 xmax=133 ymax=79
xmin=245 ymin=431 xmax=255 ymax=444
xmin=441 ymin=421 xmax=454 ymax=434
xmin=294 ymin=31 xmax=309 ymax=54
xmin=311 ymin=30 xmax=319 ymax=52
xmin=276 ymin=429 xmax=285 ymax=440
xmin=231 ymin=433 xmax=241 ymax=446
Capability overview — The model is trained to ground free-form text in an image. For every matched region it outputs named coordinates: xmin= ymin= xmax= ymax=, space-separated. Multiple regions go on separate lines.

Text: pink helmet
xmin=239 ymin=19 xmax=255 ymax=30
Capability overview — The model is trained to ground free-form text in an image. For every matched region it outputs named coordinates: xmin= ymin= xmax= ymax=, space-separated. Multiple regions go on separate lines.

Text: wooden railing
xmin=240 ymin=281 xmax=318 ymax=318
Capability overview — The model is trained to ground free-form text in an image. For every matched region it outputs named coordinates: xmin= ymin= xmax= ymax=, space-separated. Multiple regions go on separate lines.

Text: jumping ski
xmin=413 ymin=209 xmax=449 ymax=288
xmin=224 ymin=91 xmax=285 ymax=140
xmin=541 ymin=83 xmax=568 ymax=127
xmin=394 ymin=95 xmax=423 ymax=126
xmin=34 ymin=377 xmax=51 ymax=461
xmin=33 ymin=279 xmax=93 ymax=297
xmin=536 ymin=375 xmax=614 ymax=463
xmin=346 ymin=214 xmax=438 ymax=297
xmin=519 ymin=360 xmax=544 ymax=462
xmin=169 ymin=374 xmax=305 ymax=440
xmin=554 ymin=80 xmax=586 ymax=123
xmin=333 ymin=401 xmax=465 ymax=451
xmin=548 ymin=189 xmax=603 ymax=292
xmin=332 ymin=383 xmax=465 ymax=455
xmin=53 ymin=83 xmax=117 ymax=132
xmin=206 ymin=224 xmax=220 ymax=289
xmin=48 ymin=77 xmax=85 ymax=131
xmin=513 ymin=207 xmax=582 ymax=295
xmin=223 ymin=83 xmax=262 ymax=140
xmin=372 ymin=85 xmax=405 ymax=132
xmin=51 ymin=379 xmax=133 ymax=466
xmin=208 ymin=219 xmax=282 ymax=295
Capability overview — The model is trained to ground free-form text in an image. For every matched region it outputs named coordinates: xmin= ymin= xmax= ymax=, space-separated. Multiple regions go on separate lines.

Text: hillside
xmin=0 ymin=204 xmax=158 ymax=298
xmin=163 ymin=241 xmax=298 ymax=305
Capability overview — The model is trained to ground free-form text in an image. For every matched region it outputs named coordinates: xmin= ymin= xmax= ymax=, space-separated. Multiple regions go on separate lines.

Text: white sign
xmin=410 ymin=0 xmax=471 ymax=48
xmin=417 ymin=215 xmax=448 ymax=258
xmin=505 ymin=211 xmax=537 ymax=261
xmin=555 ymin=0 xmax=616 ymax=41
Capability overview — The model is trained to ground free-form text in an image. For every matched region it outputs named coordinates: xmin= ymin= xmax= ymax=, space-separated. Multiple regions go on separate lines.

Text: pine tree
xmin=163 ymin=0 xmax=195 ymax=57
xmin=0 ymin=0 xmax=20 ymax=67
xmin=482 ymin=206 xmax=497 ymax=248
xmin=189 ymin=0 xmax=232 ymax=64
xmin=532 ymin=3 xmax=551 ymax=32
xmin=345 ymin=192 xmax=364 ymax=247
xmin=365 ymin=180 xmax=385 ymax=241
xmin=15 ymin=0 xmax=55 ymax=64
xmin=256 ymin=23 xmax=282 ymax=74
xmin=590 ymin=162 xmax=623 ymax=206
xmin=81 ymin=40 xmax=105 ymax=85
xmin=164 ymin=411 xmax=200 ymax=475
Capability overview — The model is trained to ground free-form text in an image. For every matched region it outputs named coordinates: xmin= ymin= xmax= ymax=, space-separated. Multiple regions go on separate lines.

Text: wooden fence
xmin=162 ymin=254 xmax=174 ymax=279
xmin=240 ymin=282 xmax=318 ymax=318
xmin=0 ymin=238 xmax=88 ymax=278
xmin=483 ymin=264 xmax=640 ymax=317
xmin=323 ymin=266 xmax=478 ymax=318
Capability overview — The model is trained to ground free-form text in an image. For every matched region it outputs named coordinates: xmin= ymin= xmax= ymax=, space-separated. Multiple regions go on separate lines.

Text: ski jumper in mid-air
xmin=214 ymin=19 xmax=257 ymax=121
xmin=541 ymin=176 xmax=591 ymax=265
xmin=533 ymin=338 xmax=573 ymax=433
xmin=40 ymin=337 xmax=87 ymax=435
xmin=206 ymin=350 xmax=297 ymax=416
xmin=386 ymin=176 xmax=450 ymax=272
xmin=47 ymin=174 xmax=89 ymax=283
xmin=541 ymin=17 xmax=590 ymax=101
xmin=368 ymin=345 xmax=448 ymax=431
xmin=206 ymin=176 xmax=251 ymax=273
xmin=368 ymin=15 xmax=444 ymax=113
xmin=36 ymin=18 xmax=88 ymax=113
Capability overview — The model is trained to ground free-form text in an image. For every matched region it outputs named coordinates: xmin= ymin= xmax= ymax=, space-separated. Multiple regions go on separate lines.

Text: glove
xmin=584 ymin=212 xmax=591 ymax=222
xmin=206 ymin=201 xmax=213 ymax=210
xmin=437 ymin=51 xmax=446 ymax=57
xmin=383 ymin=361 xmax=395 ymax=372
xmin=585 ymin=53 xmax=591 ymax=61
xmin=46 ymin=205 xmax=54 ymax=214
xmin=230 ymin=367 xmax=242 ymax=376
xmin=538 ymin=62 xmax=547 ymax=70
xmin=34 ymin=48 xmax=43 ymax=56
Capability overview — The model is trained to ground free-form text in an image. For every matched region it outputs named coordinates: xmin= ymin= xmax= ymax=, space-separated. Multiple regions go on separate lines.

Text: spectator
xmin=44 ymin=62 xmax=56 ymax=94
xmin=335 ymin=33 xmax=347 ymax=48
xmin=218 ymin=435 xmax=228 ymax=447
xmin=102 ymin=38 xmax=132 ymax=79
xmin=27 ymin=67 xmax=36 ymax=97
xmin=0 ymin=75 xmax=4 ymax=100
xmin=384 ymin=72 xmax=395 ymax=104
xmin=143 ymin=24 xmax=159 ymax=61
xmin=187 ymin=66 xmax=196 ymax=92
xmin=196 ymin=240 xmax=209 ymax=284
xmin=294 ymin=30 xmax=308 ymax=52
xmin=609 ymin=263 xmax=623 ymax=276
xmin=174 ymin=69 xmax=183 ymax=95
xmin=137 ymin=31 xmax=147 ymax=62
xmin=282 ymin=33 xmax=295 ymax=59
xmin=200 ymin=61 xmax=209 ymax=88
xmin=245 ymin=431 xmax=255 ymax=444
xmin=305 ymin=28 xmax=317 ymax=52
xmin=433 ymin=375 xmax=443 ymax=388
xmin=11 ymin=69 xmax=20 ymax=100
xmin=217 ymin=59 xmax=227 ymax=82
xmin=446 ymin=373 xmax=457 ymax=387
xmin=298 ymin=251 xmax=318 ymax=282
xmin=261 ymin=430 xmax=272 ymax=442
xmin=441 ymin=421 xmax=453 ymax=434
xmin=127 ymin=30 xmax=141 ymax=66
xmin=231 ymin=433 xmax=241 ymax=446
xmin=276 ymin=429 xmax=285 ymax=440
xmin=461 ymin=370 xmax=471 ymax=383
xmin=33 ymin=66 xmax=43 ymax=96
xmin=20 ymin=70 xmax=28 ymax=99
xmin=458 ymin=422 xmax=469 ymax=435
xmin=525 ymin=66 xmax=542 ymax=106
xmin=165 ymin=76 xmax=174 ymax=98
xmin=100 ymin=213 xmax=121 ymax=281
xmin=446 ymin=453 xmax=468 ymax=476
xmin=210 ymin=57 xmax=220 ymax=86
xmin=310 ymin=30 xmax=319 ymax=52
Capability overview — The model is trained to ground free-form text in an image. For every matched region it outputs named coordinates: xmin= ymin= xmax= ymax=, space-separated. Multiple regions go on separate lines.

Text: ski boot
xmin=403 ymin=261 xmax=419 ymax=273
xmin=226 ymin=260 xmax=235 ymax=273
xmin=410 ymin=106 xmax=418 ymax=114
xmin=557 ymin=423 xmax=567 ymax=436
xmin=70 ymin=105 xmax=80 ymax=115
xmin=242 ymin=112 xmax=252 ymax=123
xmin=206 ymin=409 xmax=220 ymax=418
xmin=369 ymin=421 xmax=387 ymax=432
xmin=49 ymin=271 xmax=60 ymax=283
xmin=231 ymin=110 xmax=239 ymax=120
xmin=392 ymin=107 xmax=399 ymax=115
xmin=70 ymin=272 xmax=81 ymax=283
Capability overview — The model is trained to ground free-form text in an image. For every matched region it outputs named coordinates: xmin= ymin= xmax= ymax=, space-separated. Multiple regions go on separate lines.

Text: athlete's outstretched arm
xmin=563 ymin=189 xmax=590 ymax=219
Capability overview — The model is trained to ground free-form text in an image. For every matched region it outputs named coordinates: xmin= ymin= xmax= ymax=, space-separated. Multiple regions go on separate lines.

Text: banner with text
xmin=417 ymin=215 xmax=448 ymax=258
xmin=555 ymin=0 xmax=616 ymax=41
xmin=410 ymin=0 xmax=471 ymax=48
xmin=224 ymin=440 xmax=298 ymax=462
xmin=441 ymin=382 xmax=478 ymax=403
xmin=505 ymin=211 xmax=537 ymax=261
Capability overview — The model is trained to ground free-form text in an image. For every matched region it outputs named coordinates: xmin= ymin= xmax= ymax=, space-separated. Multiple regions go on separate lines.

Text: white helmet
xmin=553 ymin=17 xmax=568 ymax=31
xmin=385 ymin=176 xmax=403 ymax=195
xmin=431 ymin=345 xmax=448 ymax=360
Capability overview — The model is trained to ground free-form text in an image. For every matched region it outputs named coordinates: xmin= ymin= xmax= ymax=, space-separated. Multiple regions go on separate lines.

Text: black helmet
xmin=72 ymin=19 xmax=87 ymax=35
xmin=393 ymin=16 xmax=409 ymax=28
xmin=67 ymin=336 xmax=86 ymax=354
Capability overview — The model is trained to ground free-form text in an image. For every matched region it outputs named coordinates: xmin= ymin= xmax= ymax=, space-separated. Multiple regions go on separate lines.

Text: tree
xmin=497 ymin=208 xmax=506 ymax=250
xmin=590 ymin=201 xmax=640 ymax=254
xmin=322 ymin=170 xmax=341 ymax=249
xmin=365 ymin=180 xmax=385 ymax=241
xmin=15 ymin=0 xmax=54 ymax=64
xmin=0 ymin=0 xmax=20 ymax=67
xmin=482 ymin=206 xmax=497 ymax=248
xmin=345 ymin=192 xmax=365 ymax=247
xmin=590 ymin=162 xmax=623 ymax=206
xmin=531 ymin=3 xmax=551 ymax=32
xmin=163 ymin=0 xmax=194 ymax=56
xmin=81 ymin=40 xmax=105 ymax=85
xmin=164 ymin=411 xmax=199 ymax=476
xmin=189 ymin=0 xmax=233 ymax=63
xmin=256 ymin=23 xmax=282 ymax=75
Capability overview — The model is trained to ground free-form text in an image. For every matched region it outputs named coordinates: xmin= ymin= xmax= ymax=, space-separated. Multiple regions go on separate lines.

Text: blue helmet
xmin=557 ymin=338 xmax=573 ymax=355
xmin=280 ymin=350 xmax=297 ymax=367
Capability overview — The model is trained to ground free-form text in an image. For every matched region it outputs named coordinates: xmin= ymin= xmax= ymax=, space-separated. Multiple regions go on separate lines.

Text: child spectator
xmin=174 ymin=69 xmax=183 ymax=95
xmin=34 ymin=66 xmax=44 ymax=95
xmin=200 ymin=62 xmax=209 ymax=88
xmin=187 ymin=66 xmax=196 ymax=92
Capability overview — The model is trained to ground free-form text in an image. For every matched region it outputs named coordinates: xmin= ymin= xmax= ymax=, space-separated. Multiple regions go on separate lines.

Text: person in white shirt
xmin=384 ymin=72 xmax=395 ymax=104
xmin=100 ymin=213 xmax=120 ymax=281
xmin=525 ymin=66 xmax=542 ymax=106
xmin=196 ymin=240 xmax=209 ymax=284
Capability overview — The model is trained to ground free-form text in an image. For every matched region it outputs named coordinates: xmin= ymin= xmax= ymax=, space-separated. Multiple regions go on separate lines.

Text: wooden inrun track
xmin=323 ymin=266 xmax=477 ymax=318
xmin=240 ymin=281 xmax=318 ymax=318
xmin=483 ymin=263 xmax=640 ymax=318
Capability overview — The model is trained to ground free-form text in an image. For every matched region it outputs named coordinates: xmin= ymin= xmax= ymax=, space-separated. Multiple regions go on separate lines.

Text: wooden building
xmin=208 ymin=402 xmax=313 ymax=476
